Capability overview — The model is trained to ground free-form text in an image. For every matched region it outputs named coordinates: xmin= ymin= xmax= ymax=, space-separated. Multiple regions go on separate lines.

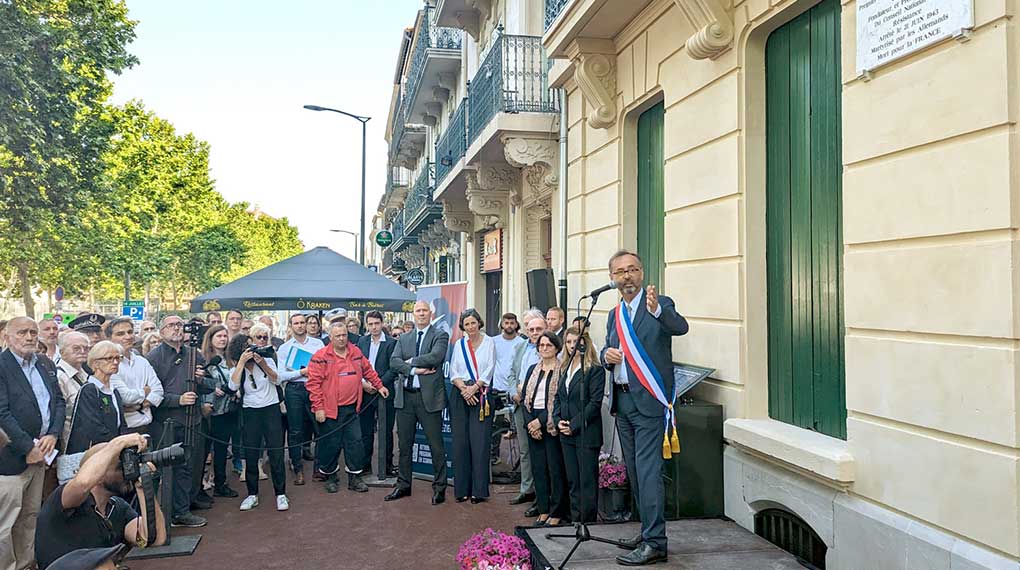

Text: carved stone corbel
xmin=440 ymin=200 xmax=474 ymax=236
xmin=567 ymin=39 xmax=617 ymax=130
xmin=432 ymin=85 xmax=451 ymax=103
xmin=673 ymin=0 xmax=734 ymax=60
xmin=465 ymin=162 xmax=516 ymax=230
xmin=502 ymin=136 xmax=558 ymax=208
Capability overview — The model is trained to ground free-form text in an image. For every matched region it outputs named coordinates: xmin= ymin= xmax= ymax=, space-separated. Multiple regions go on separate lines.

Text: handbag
xmin=56 ymin=385 xmax=89 ymax=484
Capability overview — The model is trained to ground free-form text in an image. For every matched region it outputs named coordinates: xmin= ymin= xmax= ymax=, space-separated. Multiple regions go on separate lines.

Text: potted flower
xmin=598 ymin=453 xmax=631 ymax=522
xmin=456 ymin=528 xmax=532 ymax=570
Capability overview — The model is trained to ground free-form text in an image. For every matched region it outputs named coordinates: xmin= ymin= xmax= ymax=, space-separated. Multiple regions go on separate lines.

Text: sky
xmin=110 ymin=0 xmax=422 ymax=260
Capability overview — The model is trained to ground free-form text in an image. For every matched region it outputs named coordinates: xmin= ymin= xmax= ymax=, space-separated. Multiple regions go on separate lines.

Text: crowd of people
xmin=0 ymin=249 xmax=688 ymax=568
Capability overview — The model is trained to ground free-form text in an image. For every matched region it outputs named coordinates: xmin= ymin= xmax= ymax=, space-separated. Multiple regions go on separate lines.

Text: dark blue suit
xmin=601 ymin=291 xmax=688 ymax=551
xmin=356 ymin=334 xmax=396 ymax=473
xmin=0 ymin=350 xmax=65 ymax=476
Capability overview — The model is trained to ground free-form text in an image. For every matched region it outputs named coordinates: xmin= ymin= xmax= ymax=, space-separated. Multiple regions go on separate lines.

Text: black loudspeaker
xmin=526 ymin=268 xmax=556 ymax=312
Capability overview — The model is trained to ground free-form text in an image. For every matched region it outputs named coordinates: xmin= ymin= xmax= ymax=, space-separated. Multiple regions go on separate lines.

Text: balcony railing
xmin=405 ymin=5 xmax=463 ymax=124
xmin=435 ymin=99 xmax=467 ymax=185
xmin=390 ymin=212 xmax=405 ymax=247
xmin=545 ymin=0 xmax=570 ymax=31
xmin=405 ymin=164 xmax=433 ymax=221
xmin=389 ymin=87 xmax=405 ymax=158
xmin=467 ymin=31 xmax=559 ymax=148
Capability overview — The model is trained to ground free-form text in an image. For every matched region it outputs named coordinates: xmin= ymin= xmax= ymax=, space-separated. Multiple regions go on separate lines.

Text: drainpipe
xmin=557 ymin=88 xmax=568 ymax=311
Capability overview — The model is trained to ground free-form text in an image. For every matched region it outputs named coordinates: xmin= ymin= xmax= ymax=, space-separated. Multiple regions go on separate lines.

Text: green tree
xmin=0 ymin=0 xmax=137 ymax=316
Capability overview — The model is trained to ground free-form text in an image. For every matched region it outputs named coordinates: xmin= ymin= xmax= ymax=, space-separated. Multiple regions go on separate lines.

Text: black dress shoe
xmin=616 ymin=543 xmax=667 ymax=566
xmin=508 ymin=492 xmax=535 ymax=505
xmin=617 ymin=533 xmax=643 ymax=550
xmin=385 ymin=488 xmax=411 ymax=501
xmin=432 ymin=490 xmax=446 ymax=505
xmin=456 ymin=496 xmax=469 ymax=503
xmin=470 ymin=497 xmax=486 ymax=504
xmin=386 ymin=466 xmax=399 ymax=478
xmin=524 ymin=505 xmax=540 ymax=517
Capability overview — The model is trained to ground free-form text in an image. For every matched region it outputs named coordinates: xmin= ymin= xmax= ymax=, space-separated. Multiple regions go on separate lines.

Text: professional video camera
xmin=181 ymin=321 xmax=209 ymax=345
xmin=120 ymin=442 xmax=187 ymax=483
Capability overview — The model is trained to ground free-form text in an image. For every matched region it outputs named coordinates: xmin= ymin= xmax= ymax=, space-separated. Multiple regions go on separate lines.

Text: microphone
xmin=583 ymin=281 xmax=618 ymax=299
xmin=204 ymin=355 xmax=223 ymax=368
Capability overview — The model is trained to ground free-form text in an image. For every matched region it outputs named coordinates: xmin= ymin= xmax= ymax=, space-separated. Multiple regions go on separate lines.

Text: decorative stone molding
xmin=440 ymin=200 xmax=474 ymax=236
xmin=438 ymin=73 xmax=457 ymax=91
xmin=567 ymin=39 xmax=617 ymax=130
xmin=453 ymin=0 xmax=491 ymax=42
xmin=465 ymin=162 xmax=516 ymax=230
xmin=502 ymin=136 xmax=558 ymax=208
xmin=432 ymin=85 xmax=451 ymax=103
xmin=523 ymin=197 xmax=552 ymax=271
xmin=674 ymin=0 xmax=734 ymax=60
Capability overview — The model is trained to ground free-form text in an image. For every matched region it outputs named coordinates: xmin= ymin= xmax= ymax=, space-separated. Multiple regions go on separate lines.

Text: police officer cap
xmin=324 ymin=308 xmax=348 ymax=323
xmin=68 ymin=313 xmax=105 ymax=333
xmin=49 ymin=544 xmax=125 ymax=570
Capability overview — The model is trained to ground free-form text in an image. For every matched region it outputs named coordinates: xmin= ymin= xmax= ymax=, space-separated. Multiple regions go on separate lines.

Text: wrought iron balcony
xmin=435 ymin=99 xmax=467 ymax=186
xmin=404 ymin=5 xmax=463 ymax=125
xmin=545 ymin=0 xmax=570 ymax=31
xmin=404 ymin=163 xmax=443 ymax=236
xmin=390 ymin=212 xmax=405 ymax=247
xmin=467 ymin=31 xmax=559 ymax=148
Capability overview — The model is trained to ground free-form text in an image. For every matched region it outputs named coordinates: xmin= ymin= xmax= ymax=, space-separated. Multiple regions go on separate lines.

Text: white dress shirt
xmin=367 ymin=333 xmax=385 ymax=369
xmin=229 ymin=358 xmax=280 ymax=408
xmin=449 ymin=335 xmax=496 ymax=386
xmin=613 ymin=290 xmax=662 ymax=385
xmin=112 ymin=350 xmax=164 ymax=429
xmin=14 ymin=353 xmax=50 ymax=437
xmin=277 ymin=335 xmax=325 ymax=383
xmin=490 ymin=334 xmax=525 ymax=392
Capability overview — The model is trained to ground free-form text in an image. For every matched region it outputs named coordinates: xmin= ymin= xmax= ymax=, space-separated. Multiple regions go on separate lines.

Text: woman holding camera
xmin=552 ymin=326 xmax=604 ymax=523
xmin=227 ymin=326 xmax=288 ymax=512
xmin=521 ymin=331 xmax=569 ymax=526
xmin=201 ymin=325 xmax=241 ymax=499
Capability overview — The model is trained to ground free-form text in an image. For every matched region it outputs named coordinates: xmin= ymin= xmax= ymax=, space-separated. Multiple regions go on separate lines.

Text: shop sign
xmin=482 ymin=229 xmax=502 ymax=273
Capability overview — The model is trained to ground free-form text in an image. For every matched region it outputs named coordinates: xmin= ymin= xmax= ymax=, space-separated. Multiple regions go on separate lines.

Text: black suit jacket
xmin=357 ymin=335 xmax=397 ymax=389
xmin=391 ymin=326 xmax=449 ymax=414
xmin=553 ymin=365 xmax=605 ymax=449
xmin=601 ymin=293 xmax=689 ymax=418
xmin=0 ymin=350 xmax=66 ymax=475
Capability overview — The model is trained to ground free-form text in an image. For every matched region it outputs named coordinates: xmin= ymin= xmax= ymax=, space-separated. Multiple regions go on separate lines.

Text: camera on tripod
xmin=121 ymin=442 xmax=187 ymax=482
xmin=181 ymin=321 xmax=208 ymax=346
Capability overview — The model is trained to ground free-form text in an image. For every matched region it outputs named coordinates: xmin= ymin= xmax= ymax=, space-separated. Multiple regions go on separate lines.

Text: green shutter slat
xmin=637 ymin=102 xmax=665 ymax=290
xmin=766 ymin=0 xmax=845 ymax=439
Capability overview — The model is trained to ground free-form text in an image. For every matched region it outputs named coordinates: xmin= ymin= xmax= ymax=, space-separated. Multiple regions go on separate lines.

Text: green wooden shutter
xmin=637 ymin=102 xmax=665 ymax=289
xmin=765 ymin=0 xmax=845 ymax=439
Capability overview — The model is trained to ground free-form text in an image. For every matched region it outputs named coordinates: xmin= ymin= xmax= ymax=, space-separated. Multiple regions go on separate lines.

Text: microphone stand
xmin=543 ymin=291 xmax=630 ymax=569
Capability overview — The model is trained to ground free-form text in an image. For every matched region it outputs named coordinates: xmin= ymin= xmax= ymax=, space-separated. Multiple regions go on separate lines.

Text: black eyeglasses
xmin=254 ymin=335 xmax=268 ymax=341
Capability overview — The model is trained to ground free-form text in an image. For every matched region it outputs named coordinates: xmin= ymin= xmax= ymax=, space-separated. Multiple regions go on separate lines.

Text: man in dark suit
xmin=601 ymin=251 xmax=689 ymax=566
xmin=0 ymin=317 xmax=66 ymax=570
xmin=356 ymin=310 xmax=397 ymax=478
xmin=385 ymin=300 xmax=450 ymax=505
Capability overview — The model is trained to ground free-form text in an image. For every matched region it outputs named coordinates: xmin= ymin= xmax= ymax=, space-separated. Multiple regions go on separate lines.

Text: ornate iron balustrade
xmin=389 ymin=87 xmax=406 ymax=159
xmin=390 ymin=212 xmax=405 ymax=247
xmin=467 ymin=31 xmax=559 ymax=148
xmin=545 ymin=0 xmax=570 ymax=30
xmin=435 ymin=99 xmax=467 ymax=185
xmin=404 ymin=163 xmax=443 ymax=237
xmin=404 ymin=5 xmax=463 ymax=124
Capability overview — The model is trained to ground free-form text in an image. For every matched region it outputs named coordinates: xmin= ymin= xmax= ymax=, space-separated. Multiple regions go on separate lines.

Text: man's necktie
xmin=406 ymin=331 xmax=424 ymax=390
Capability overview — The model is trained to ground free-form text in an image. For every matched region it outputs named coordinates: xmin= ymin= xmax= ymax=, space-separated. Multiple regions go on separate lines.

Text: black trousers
xmin=526 ymin=408 xmax=568 ymax=518
xmin=210 ymin=411 xmax=238 ymax=487
xmin=316 ymin=404 xmax=364 ymax=476
xmin=150 ymin=420 xmax=202 ymax=518
xmin=560 ymin=438 xmax=599 ymax=523
xmin=395 ymin=390 xmax=447 ymax=493
xmin=449 ymin=392 xmax=493 ymax=499
xmin=241 ymin=405 xmax=286 ymax=497
xmin=189 ymin=417 xmax=212 ymax=500
xmin=284 ymin=382 xmax=317 ymax=473
xmin=616 ymin=389 xmax=667 ymax=550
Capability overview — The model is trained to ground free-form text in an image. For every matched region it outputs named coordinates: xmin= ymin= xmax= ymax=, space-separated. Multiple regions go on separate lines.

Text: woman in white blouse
xmin=448 ymin=308 xmax=496 ymax=504
xmin=227 ymin=325 xmax=288 ymax=513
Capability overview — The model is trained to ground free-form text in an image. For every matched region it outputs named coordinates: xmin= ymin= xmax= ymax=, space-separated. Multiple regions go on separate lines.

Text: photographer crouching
xmin=34 ymin=433 xmax=170 ymax=569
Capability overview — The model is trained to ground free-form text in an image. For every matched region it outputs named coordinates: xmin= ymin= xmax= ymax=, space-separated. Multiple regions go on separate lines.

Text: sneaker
xmin=240 ymin=495 xmax=259 ymax=511
xmin=491 ymin=457 xmax=502 ymax=466
xmin=214 ymin=484 xmax=239 ymax=498
xmin=276 ymin=495 xmax=290 ymax=511
xmin=171 ymin=513 xmax=207 ymax=528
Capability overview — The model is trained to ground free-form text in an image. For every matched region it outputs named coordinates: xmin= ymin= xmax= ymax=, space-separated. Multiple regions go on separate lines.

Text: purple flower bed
xmin=456 ymin=528 xmax=532 ymax=570
xmin=598 ymin=453 xmax=628 ymax=489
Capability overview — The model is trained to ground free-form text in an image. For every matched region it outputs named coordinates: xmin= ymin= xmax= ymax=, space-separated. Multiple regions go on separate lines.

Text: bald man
xmin=385 ymin=301 xmax=450 ymax=505
xmin=0 ymin=317 xmax=66 ymax=570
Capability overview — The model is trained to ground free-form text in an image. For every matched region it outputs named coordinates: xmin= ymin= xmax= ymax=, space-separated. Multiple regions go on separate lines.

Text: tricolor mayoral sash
xmin=615 ymin=300 xmax=681 ymax=459
xmin=459 ymin=336 xmax=490 ymax=420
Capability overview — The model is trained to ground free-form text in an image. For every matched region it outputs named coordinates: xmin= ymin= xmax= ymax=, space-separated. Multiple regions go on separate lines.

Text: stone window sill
xmin=724 ymin=418 xmax=855 ymax=484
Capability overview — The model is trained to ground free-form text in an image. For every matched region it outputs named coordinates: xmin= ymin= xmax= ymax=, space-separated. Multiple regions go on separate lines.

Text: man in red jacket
xmin=307 ymin=322 xmax=390 ymax=494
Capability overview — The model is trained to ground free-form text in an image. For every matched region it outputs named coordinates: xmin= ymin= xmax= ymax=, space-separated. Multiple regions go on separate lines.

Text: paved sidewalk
xmin=133 ymin=473 xmax=532 ymax=570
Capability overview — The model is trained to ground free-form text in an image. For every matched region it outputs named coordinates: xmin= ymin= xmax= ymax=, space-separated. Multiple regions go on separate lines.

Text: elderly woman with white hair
xmin=61 ymin=341 xmax=128 ymax=481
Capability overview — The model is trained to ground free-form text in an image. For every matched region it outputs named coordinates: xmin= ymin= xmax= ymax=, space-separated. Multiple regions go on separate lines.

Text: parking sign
xmin=122 ymin=300 xmax=145 ymax=321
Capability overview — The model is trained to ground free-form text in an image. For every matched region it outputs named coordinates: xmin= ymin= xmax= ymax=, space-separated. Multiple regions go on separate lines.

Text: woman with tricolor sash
xmin=521 ymin=331 xmax=569 ymax=526
xmin=448 ymin=309 xmax=497 ymax=504
xmin=552 ymin=326 xmax=604 ymax=524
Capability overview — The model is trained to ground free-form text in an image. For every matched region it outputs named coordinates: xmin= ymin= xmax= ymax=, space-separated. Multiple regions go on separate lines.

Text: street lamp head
xmin=303 ymin=104 xmax=326 ymax=112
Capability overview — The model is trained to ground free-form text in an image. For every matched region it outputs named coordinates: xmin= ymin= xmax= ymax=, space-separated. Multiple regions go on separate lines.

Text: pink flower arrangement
xmin=598 ymin=453 xmax=628 ymax=489
xmin=456 ymin=528 xmax=532 ymax=570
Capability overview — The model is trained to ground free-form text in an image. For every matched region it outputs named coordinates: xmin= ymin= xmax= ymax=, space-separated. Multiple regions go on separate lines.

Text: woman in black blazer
xmin=521 ymin=332 xmax=569 ymax=526
xmin=552 ymin=326 xmax=604 ymax=524
xmin=65 ymin=341 xmax=127 ymax=456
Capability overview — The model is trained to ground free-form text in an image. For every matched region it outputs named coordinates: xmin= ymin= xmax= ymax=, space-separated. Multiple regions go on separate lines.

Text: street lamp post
xmin=304 ymin=104 xmax=371 ymax=265
xmin=329 ymin=229 xmax=360 ymax=262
